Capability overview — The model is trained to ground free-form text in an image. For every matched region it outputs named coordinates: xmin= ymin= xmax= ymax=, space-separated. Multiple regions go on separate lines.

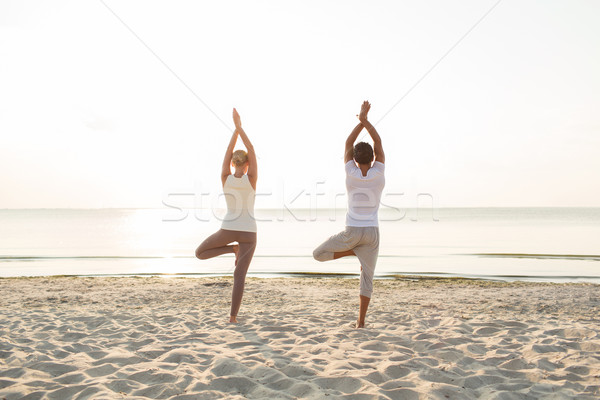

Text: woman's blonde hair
xmin=231 ymin=150 xmax=248 ymax=167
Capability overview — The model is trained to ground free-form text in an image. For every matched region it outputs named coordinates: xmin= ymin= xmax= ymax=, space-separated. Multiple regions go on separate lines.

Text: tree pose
xmin=313 ymin=101 xmax=385 ymax=328
xmin=195 ymin=108 xmax=257 ymax=323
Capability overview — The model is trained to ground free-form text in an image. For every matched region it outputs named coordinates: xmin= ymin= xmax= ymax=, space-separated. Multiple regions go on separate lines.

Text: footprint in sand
xmin=474 ymin=326 xmax=502 ymax=336
xmin=210 ymin=358 xmax=250 ymax=377
xmin=463 ymin=374 xmax=506 ymax=389
xmin=208 ymin=375 xmax=257 ymax=396
xmin=127 ymin=370 xmax=179 ymax=385
xmin=382 ymin=364 xmax=411 ymax=379
xmin=132 ymin=383 xmax=182 ymax=399
xmin=311 ymin=376 xmax=363 ymax=393
xmin=105 ymin=378 xmax=142 ymax=395
xmin=28 ymin=362 xmax=78 ymax=377
xmin=84 ymin=363 xmax=119 ymax=378
xmin=55 ymin=372 xmax=87 ymax=385
xmin=46 ymin=384 xmax=91 ymax=399
xmin=160 ymin=349 xmax=200 ymax=364
xmin=499 ymin=358 xmax=535 ymax=370
xmin=379 ymin=388 xmax=419 ymax=400
xmin=0 ymin=368 xmax=26 ymax=380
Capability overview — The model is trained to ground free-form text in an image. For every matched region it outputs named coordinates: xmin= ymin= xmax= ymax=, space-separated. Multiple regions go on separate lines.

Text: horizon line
xmin=1 ymin=206 xmax=600 ymax=211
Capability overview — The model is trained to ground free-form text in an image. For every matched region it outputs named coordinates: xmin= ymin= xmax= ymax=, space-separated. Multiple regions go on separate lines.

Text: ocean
xmin=1 ymin=208 xmax=599 ymax=282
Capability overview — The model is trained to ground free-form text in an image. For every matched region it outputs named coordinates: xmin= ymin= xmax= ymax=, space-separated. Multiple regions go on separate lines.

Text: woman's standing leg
xmin=229 ymin=232 xmax=257 ymax=320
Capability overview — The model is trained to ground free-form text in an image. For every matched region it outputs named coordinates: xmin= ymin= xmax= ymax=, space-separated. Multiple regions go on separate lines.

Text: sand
xmin=0 ymin=276 xmax=599 ymax=400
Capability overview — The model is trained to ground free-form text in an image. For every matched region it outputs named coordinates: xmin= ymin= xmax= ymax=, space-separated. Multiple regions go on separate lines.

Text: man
xmin=313 ymin=101 xmax=385 ymax=328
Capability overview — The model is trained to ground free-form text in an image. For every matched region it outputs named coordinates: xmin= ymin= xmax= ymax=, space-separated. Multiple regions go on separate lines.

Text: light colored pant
xmin=313 ymin=226 xmax=380 ymax=298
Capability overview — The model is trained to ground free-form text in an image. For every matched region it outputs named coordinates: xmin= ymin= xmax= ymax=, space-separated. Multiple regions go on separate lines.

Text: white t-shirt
xmin=345 ymin=161 xmax=385 ymax=227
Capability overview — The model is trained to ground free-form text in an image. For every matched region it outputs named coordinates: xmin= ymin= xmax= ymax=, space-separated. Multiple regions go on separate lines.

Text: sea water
xmin=1 ymin=208 xmax=599 ymax=282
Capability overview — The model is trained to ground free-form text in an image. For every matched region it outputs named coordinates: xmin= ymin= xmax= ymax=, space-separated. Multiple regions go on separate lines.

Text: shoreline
xmin=2 ymin=272 xmax=600 ymax=285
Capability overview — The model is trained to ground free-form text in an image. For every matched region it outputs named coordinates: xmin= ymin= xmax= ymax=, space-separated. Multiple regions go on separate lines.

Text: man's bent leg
xmin=334 ymin=250 xmax=356 ymax=259
xmin=313 ymin=229 xmax=356 ymax=262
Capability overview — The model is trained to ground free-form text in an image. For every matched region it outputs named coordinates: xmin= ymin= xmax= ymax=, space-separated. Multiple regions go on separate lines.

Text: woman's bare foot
xmin=355 ymin=320 xmax=365 ymax=328
xmin=229 ymin=316 xmax=238 ymax=323
xmin=232 ymin=244 xmax=239 ymax=266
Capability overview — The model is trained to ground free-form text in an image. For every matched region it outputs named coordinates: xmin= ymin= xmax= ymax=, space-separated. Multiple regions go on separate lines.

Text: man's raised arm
xmin=344 ymin=123 xmax=364 ymax=163
xmin=358 ymin=101 xmax=385 ymax=164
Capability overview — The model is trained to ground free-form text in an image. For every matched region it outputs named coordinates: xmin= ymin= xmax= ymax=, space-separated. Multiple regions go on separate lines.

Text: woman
xmin=195 ymin=108 xmax=257 ymax=323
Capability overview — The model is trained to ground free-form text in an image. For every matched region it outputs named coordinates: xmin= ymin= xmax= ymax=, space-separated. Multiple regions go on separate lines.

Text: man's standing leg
xmin=357 ymin=295 xmax=370 ymax=328
xmin=353 ymin=227 xmax=380 ymax=328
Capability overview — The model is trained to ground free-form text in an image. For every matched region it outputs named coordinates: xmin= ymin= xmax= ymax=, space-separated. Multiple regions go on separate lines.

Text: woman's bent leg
xmin=230 ymin=232 xmax=257 ymax=318
xmin=195 ymin=229 xmax=237 ymax=260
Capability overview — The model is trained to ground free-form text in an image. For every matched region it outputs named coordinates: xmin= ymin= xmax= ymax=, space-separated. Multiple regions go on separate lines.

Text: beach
xmin=0 ymin=277 xmax=599 ymax=399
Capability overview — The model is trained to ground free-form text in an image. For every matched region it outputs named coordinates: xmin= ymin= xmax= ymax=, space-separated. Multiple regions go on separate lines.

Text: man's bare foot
xmin=355 ymin=320 xmax=365 ymax=328
xmin=232 ymin=244 xmax=239 ymax=266
xmin=229 ymin=316 xmax=238 ymax=323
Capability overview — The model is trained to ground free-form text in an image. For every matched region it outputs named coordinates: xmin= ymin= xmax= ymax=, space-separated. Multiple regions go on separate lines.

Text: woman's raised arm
xmin=221 ymin=129 xmax=238 ymax=186
xmin=233 ymin=108 xmax=257 ymax=190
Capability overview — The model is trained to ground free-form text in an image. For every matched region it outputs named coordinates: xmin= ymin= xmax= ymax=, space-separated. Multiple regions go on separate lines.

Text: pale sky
xmin=1 ymin=0 xmax=599 ymax=209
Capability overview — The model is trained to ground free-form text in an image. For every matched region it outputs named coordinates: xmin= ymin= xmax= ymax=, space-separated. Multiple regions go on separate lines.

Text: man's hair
xmin=232 ymin=150 xmax=248 ymax=167
xmin=353 ymin=142 xmax=374 ymax=165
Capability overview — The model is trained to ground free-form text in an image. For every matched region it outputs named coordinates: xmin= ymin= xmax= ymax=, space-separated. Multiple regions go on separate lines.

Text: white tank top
xmin=221 ymin=174 xmax=257 ymax=233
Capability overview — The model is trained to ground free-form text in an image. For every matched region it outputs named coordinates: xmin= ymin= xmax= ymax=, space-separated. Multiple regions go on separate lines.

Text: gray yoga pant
xmin=313 ymin=226 xmax=380 ymax=298
xmin=195 ymin=229 xmax=257 ymax=317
